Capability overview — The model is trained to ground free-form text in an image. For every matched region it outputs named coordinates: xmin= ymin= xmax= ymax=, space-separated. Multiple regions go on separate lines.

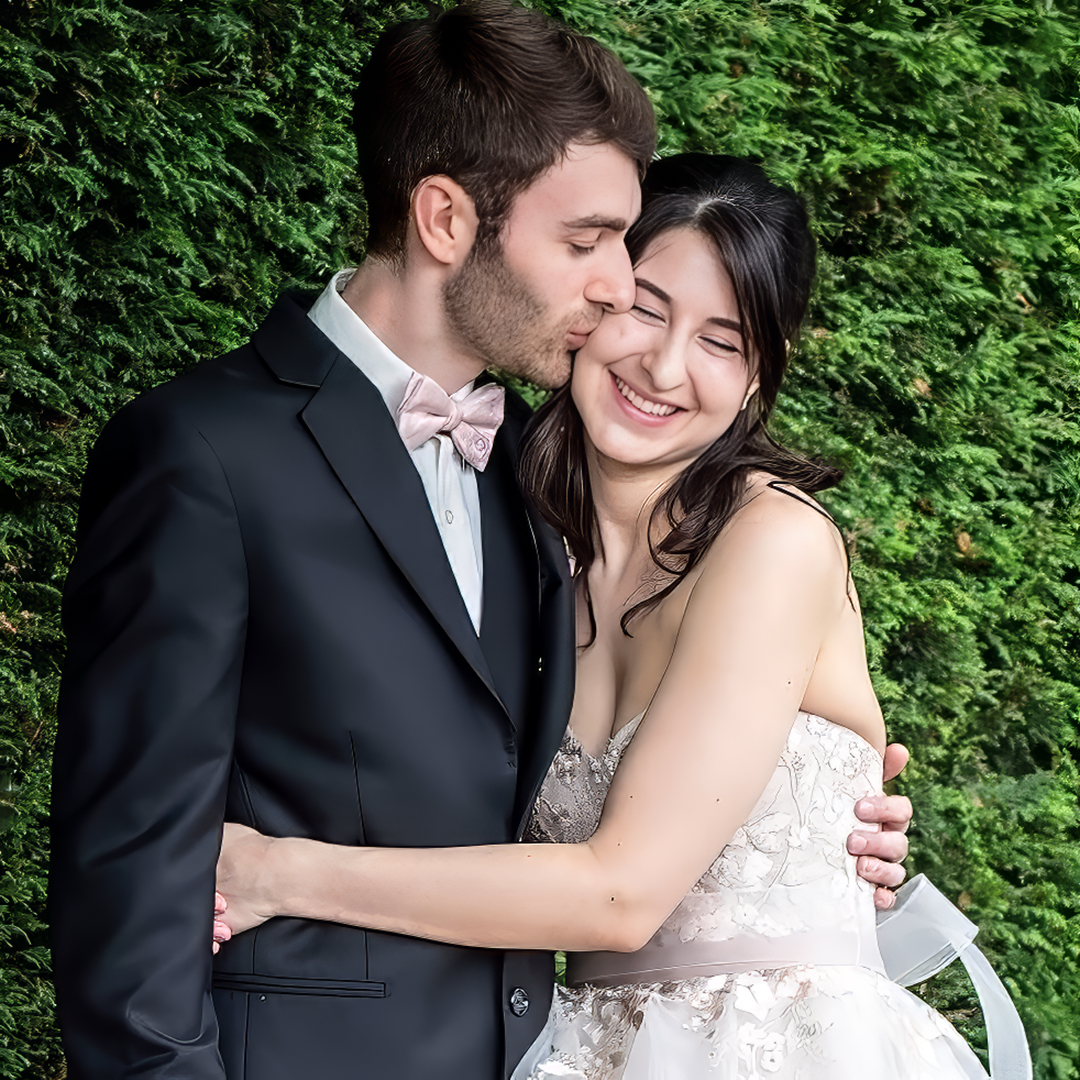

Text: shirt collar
xmin=307 ymin=268 xmax=475 ymax=416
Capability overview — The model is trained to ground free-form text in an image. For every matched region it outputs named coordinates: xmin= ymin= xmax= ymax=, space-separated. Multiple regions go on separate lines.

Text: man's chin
xmin=531 ymin=350 xmax=573 ymax=392
xmin=492 ymin=348 xmax=572 ymax=393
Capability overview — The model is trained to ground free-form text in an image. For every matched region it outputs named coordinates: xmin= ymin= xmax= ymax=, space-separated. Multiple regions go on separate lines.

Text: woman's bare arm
xmin=217 ymin=495 xmax=855 ymax=952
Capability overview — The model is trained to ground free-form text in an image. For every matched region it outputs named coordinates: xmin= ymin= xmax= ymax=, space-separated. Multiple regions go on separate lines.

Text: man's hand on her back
xmin=849 ymin=742 xmax=913 ymax=910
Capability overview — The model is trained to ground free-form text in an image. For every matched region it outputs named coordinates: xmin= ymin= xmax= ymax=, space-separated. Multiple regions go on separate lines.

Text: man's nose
xmin=584 ymin=243 xmax=636 ymax=314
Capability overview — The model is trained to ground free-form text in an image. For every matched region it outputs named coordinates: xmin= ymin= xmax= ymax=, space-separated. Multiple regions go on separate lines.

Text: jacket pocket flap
xmin=212 ymin=972 xmax=386 ymax=998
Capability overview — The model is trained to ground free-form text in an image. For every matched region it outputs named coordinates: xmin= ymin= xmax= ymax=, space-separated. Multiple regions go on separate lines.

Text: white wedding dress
xmin=513 ymin=710 xmax=990 ymax=1079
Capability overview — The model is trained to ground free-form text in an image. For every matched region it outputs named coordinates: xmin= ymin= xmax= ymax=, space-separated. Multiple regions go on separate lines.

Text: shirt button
xmin=476 ymin=437 xmax=487 ymax=452
xmin=445 ymin=510 xmax=454 ymax=524
xmin=509 ymin=987 xmax=529 ymax=1016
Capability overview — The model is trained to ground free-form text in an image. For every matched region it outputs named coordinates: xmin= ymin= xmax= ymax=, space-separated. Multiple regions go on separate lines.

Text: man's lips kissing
xmin=566 ymin=323 xmax=599 ymax=351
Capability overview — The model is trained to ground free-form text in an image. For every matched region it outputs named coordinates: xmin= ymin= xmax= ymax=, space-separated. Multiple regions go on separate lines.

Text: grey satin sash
xmin=877 ymin=875 xmax=1032 ymax=1080
xmin=569 ymin=925 xmax=886 ymax=987
xmin=569 ymin=874 xmax=1030 ymax=1080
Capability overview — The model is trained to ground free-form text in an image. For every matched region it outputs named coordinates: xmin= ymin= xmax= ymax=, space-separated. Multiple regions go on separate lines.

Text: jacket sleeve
xmin=51 ymin=395 xmax=247 ymax=1078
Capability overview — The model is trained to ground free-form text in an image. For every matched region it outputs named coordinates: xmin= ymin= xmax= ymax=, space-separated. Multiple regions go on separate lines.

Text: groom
xmin=50 ymin=3 xmax=911 ymax=1079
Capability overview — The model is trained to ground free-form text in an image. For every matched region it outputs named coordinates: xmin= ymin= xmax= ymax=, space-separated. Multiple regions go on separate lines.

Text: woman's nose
xmin=640 ymin=340 xmax=684 ymax=392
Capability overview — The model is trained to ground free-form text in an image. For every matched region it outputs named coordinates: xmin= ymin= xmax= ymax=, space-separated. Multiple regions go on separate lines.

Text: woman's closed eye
xmin=702 ymin=335 xmax=742 ymax=355
xmin=631 ymin=303 xmax=664 ymax=322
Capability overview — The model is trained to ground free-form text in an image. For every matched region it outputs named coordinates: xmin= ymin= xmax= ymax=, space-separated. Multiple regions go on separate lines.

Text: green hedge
xmin=1 ymin=1 xmax=1077 ymax=1077
xmin=555 ymin=2 xmax=1080 ymax=1074
xmin=1 ymin=3 xmax=387 ymax=1073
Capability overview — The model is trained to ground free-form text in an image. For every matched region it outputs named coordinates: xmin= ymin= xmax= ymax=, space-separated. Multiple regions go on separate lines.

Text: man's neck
xmin=340 ymin=258 xmax=485 ymax=395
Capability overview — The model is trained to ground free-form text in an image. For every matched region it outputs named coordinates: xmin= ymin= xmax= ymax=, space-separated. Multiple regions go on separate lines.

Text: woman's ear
xmin=740 ymin=377 xmax=761 ymax=411
xmin=411 ymin=175 xmax=479 ymax=267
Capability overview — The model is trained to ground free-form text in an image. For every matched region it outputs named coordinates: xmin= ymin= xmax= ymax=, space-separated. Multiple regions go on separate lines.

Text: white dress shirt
xmin=307 ymin=269 xmax=485 ymax=633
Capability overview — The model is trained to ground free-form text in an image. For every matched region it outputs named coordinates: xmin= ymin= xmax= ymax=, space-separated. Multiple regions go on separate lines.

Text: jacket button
xmin=509 ymin=987 xmax=530 ymax=1016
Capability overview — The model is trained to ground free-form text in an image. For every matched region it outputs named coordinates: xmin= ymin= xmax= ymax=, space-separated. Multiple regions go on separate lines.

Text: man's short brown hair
xmin=355 ymin=0 xmax=656 ymax=260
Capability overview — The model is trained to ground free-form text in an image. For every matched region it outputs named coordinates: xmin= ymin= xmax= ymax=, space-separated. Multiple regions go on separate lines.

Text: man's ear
xmin=411 ymin=175 xmax=479 ymax=267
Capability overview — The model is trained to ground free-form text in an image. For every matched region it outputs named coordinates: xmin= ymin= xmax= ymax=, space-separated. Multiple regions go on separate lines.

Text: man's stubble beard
xmin=442 ymin=239 xmax=579 ymax=391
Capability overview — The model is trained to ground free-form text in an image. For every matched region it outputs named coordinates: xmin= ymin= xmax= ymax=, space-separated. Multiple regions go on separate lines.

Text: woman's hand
xmin=212 ymin=891 xmax=232 ymax=953
xmin=215 ymin=822 xmax=284 ymax=937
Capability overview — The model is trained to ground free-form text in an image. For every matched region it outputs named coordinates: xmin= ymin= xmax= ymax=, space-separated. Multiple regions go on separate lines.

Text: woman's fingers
xmin=212 ymin=916 xmax=233 ymax=953
xmin=216 ymin=822 xmax=280 ymax=936
xmin=212 ymin=892 xmax=231 ymax=951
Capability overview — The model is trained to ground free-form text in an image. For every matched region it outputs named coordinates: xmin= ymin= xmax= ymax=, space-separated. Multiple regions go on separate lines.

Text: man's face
xmin=442 ymin=142 xmax=642 ymax=390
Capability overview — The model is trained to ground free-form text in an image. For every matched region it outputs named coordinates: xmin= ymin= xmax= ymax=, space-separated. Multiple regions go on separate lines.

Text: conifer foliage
xmin=1 ymin=1 xmax=1077 ymax=1077
xmin=544 ymin=2 xmax=1080 ymax=1074
xmin=1 ymin=2 xmax=387 ymax=1073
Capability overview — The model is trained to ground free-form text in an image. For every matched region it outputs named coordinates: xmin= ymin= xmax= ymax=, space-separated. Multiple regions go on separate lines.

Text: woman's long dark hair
xmin=519 ymin=153 xmax=841 ymax=638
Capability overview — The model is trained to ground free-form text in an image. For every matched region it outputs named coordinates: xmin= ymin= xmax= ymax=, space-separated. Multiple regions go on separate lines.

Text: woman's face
xmin=571 ymin=227 xmax=759 ymax=472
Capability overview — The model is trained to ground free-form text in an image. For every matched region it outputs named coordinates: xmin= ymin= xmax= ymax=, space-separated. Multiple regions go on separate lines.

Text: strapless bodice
xmin=516 ymin=712 xmax=990 ymax=1080
xmin=524 ymin=710 xmax=886 ymax=984
xmin=524 ymin=711 xmax=645 ymax=846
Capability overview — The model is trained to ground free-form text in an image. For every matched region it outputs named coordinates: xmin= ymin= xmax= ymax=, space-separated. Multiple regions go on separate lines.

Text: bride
xmin=215 ymin=154 xmax=989 ymax=1078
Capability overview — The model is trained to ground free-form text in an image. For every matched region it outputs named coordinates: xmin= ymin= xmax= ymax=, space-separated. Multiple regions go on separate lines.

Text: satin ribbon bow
xmin=395 ymin=371 xmax=505 ymax=471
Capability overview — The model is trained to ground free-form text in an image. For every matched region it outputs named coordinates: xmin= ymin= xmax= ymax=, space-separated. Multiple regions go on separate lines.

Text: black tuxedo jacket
xmin=50 ymin=294 xmax=576 ymax=1079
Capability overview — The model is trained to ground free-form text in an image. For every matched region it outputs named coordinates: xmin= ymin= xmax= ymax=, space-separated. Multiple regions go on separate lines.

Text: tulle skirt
xmin=512 ymin=965 xmax=988 ymax=1080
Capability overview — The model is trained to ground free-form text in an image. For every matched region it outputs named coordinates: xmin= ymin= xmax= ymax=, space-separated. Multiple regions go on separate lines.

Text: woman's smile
xmin=573 ymin=226 xmax=758 ymax=470
xmin=611 ymin=373 xmax=682 ymax=420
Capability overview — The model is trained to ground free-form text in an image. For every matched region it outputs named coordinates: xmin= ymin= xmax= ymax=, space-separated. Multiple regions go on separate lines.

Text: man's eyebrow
xmin=636 ymin=277 xmax=743 ymax=334
xmin=562 ymin=215 xmax=629 ymax=232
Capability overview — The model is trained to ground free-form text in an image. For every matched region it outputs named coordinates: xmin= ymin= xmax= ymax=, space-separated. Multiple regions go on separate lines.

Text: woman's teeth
xmin=614 ymin=376 xmax=678 ymax=417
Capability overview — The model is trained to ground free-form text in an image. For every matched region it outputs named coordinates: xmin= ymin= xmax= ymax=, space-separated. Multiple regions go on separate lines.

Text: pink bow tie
xmin=395 ymin=371 xmax=505 ymax=471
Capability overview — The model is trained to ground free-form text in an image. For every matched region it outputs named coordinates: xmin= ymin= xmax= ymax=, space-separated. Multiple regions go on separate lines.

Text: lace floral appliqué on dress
xmin=515 ymin=713 xmax=988 ymax=1080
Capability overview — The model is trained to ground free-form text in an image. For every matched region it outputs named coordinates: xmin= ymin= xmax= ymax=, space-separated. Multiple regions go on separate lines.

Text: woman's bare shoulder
xmin=714 ymin=473 xmax=845 ymax=559
xmin=673 ymin=475 xmax=850 ymax=628
xmin=667 ymin=474 xmax=853 ymax=682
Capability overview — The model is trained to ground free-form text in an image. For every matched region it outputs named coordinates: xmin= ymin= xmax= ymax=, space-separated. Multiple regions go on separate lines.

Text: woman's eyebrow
xmin=636 ymin=278 xmax=743 ymax=334
xmin=635 ymin=278 xmax=671 ymax=304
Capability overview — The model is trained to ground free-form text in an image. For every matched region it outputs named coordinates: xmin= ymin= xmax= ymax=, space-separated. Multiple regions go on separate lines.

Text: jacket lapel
xmin=254 ymin=294 xmax=502 ymax=707
xmin=514 ymin=506 xmax=576 ymax=836
xmin=483 ymin=392 xmax=577 ymax=836
xmin=475 ymin=427 xmax=537 ymax=735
